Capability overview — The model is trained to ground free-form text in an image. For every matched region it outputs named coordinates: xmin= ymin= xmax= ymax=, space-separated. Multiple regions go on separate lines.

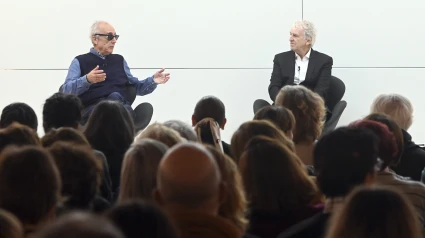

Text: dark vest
xmin=76 ymin=53 xmax=128 ymax=106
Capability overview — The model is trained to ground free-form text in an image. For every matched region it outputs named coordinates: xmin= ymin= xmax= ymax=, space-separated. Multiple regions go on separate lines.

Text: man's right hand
xmin=86 ymin=65 xmax=106 ymax=83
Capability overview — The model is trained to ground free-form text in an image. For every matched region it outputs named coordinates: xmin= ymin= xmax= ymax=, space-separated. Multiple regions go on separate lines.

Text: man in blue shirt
xmin=61 ymin=21 xmax=170 ymax=124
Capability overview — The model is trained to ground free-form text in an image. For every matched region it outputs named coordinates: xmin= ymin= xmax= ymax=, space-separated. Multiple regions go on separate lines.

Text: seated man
xmin=61 ymin=20 xmax=170 ymax=124
xmin=254 ymin=20 xmax=333 ymax=119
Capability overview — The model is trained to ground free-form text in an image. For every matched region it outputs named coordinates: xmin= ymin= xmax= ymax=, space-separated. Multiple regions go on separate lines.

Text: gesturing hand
xmin=153 ymin=68 xmax=170 ymax=84
xmin=86 ymin=65 xmax=106 ymax=83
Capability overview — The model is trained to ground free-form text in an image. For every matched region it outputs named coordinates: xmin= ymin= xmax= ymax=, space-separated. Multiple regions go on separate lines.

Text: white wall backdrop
xmin=0 ymin=0 xmax=424 ymax=143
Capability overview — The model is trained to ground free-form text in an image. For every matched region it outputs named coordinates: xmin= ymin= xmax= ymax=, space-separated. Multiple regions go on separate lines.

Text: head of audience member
xmin=275 ymin=85 xmax=326 ymax=144
xmin=363 ymin=113 xmax=404 ymax=166
xmin=370 ymin=93 xmax=413 ymax=131
xmin=314 ymin=127 xmax=379 ymax=199
xmin=290 ymin=20 xmax=316 ymax=56
xmin=0 ymin=209 xmax=23 ymax=238
xmin=253 ymin=105 xmax=295 ymax=139
xmin=90 ymin=21 xmax=118 ymax=56
xmin=154 ymin=142 xmax=225 ymax=216
xmin=349 ymin=120 xmax=398 ymax=171
xmin=0 ymin=123 xmax=40 ymax=152
xmin=105 ymin=200 xmax=178 ymax=238
xmin=43 ymin=93 xmax=83 ymax=133
xmin=231 ymin=120 xmax=294 ymax=162
xmin=0 ymin=146 xmax=61 ymax=234
xmin=0 ymin=102 xmax=38 ymax=131
xmin=194 ymin=118 xmax=224 ymax=152
xmin=163 ymin=120 xmax=197 ymax=141
xmin=84 ymin=100 xmax=135 ymax=154
xmin=135 ymin=123 xmax=185 ymax=147
xmin=240 ymin=136 xmax=318 ymax=213
xmin=192 ymin=96 xmax=226 ymax=130
xmin=326 ymin=186 xmax=422 ymax=238
xmin=47 ymin=142 xmax=101 ymax=213
xmin=118 ymin=139 xmax=169 ymax=203
xmin=33 ymin=212 xmax=124 ymax=238
xmin=205 ymin=145 xmax=248 ymax=232
xmin=41 ymin=127 xmax=90 ymax=148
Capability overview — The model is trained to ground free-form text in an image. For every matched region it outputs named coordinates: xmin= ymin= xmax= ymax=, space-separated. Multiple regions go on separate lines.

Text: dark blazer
xmin=268 ymin=49 xmax=333 ymax=102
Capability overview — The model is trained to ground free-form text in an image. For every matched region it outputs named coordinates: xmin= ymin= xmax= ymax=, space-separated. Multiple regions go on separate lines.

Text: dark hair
xmin=0 ymin=123 xmax=40 ymax=152
xmin=253 ymin=106 xmax=295 ymax=133
xmin=163 ymin=120 xmax=197 ymax=141
xmin=106 ymin=200 xmax=178 ymax=238
xmin=241 ymin=136 xmax=317 ymax=212
xmin=349 ymin=120 xmax=399 ymax=171
xmin=0 ymin=102 xmax=38 ymax=131
xmin=43 ymin=93 xmax=83 ymax=133
xmin=0 ymin=209 xmax=23 ymax=238
xmin=326 ymin=186 xmax=422 ymax=238
xmin=193 ymin=96 xmax=226 ymax=125
xmin=47 ymin=142 xmax=101 ymax=211
xmin=363 ymin=114 xmax=404 ymax=167
xmin=41 ymin=127 xmax=90 ymax=148
xmin=0 ymin=146 xmax=61 ymax=225
xmin=314 ymin=127 xmax=379 ymax=197
xmin=33 ymin=212 xmax=124 ymax=238
xmin=118 ymin=139 xmax=169 ymax=202
xmin=84 ymin=101 xmax=135 ymax=154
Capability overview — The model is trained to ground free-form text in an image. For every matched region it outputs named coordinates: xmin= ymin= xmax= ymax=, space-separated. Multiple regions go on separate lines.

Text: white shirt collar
xmin=295 ymin=48 xmax=312 ymax=60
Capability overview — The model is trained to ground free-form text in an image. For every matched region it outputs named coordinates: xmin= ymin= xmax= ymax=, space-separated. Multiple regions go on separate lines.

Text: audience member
xmin=278 ymin=127 xmax=379 ymax=238
xmin=231 ymin=120 xmax=294 ymax=163
xmin=0 ymin=209 xmax=23 ymax=238
xmin=192 ymin=95 xmax=233 ymax=158
xmin=41 ymin=127 xmax=113 ymax=203
xmin=118 ymin=139 xmax=169 ymax=203
xmin=205 ymin=145 xmax=248 ymax=233
xmin=47 ymin=142 xmax=105 ymax=214
xmin=275 ymin=85 xmax=326 ymax=165
xmin=349 ymin=119 xmax=425 ymax=226
xmin=240 ymin=136 xmax=321 ymax=238
xmin=42 ymin=93 xmax=83 ymax=133
xmin=194 ymin=118 xmax=224 ymax=152
xmin=0 ymin=146 xmax=61 ymax=236
xmin=371 ymin=93 xmax=425 ymax=181
xmin=325 ymin=186 xmax=422 ymax=238
xmin=135 ymin=123 xmax=185 ymax=147
xmin=154 ymin=142 xmax=242 ymax=238
xmin=253 ymin=105 xmax=295 ymax=139
xmin=0 ymin=123 xmax=40 ymax=152
xmin=0 ymin=102 xmax=38 ymax=131
xmin=84 ymin=100 xmax=135 ymax=197
xmin=105 ymin=200 xmax=178 ymax=238
xmin=163 ymin=120 xmax=197 ymax=141
xmin=34 ymin=212 xmax=124 ymax=238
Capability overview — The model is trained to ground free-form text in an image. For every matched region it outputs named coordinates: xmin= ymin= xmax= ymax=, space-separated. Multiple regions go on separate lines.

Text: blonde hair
xmin=205 ymin=145 xmax=248 ymax=232
xmin=135 ymin=123 xmax=185 ymax=147
xmin=275 ymin=85 xmax=326 ymax=143
xmin=370 ymin=94 xmax=413 ymax=130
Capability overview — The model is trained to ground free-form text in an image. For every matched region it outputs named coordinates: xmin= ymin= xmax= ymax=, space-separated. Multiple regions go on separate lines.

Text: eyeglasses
xmin=94 ymin=33 xmax=120 ymax=41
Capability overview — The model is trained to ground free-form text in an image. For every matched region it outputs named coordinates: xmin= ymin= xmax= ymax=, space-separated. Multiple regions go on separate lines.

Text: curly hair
xmin=275 ymin=85 xmax=326 ymax=143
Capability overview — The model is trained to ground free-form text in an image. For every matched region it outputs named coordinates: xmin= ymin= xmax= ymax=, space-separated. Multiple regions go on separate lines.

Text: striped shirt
xmin=377 ymin=170 xmax=425 ymax=226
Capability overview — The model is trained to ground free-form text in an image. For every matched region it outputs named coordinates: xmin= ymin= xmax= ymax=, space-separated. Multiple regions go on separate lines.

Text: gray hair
xmin=89 ymin=20 xmax=109 ymax=43
xmin=370 ymin=93 xmax=414 ymax=130
xmin=292 ymin=20 xmax=317 ymax=47
xmin=163 ymin=120 xmax=198 ymax=142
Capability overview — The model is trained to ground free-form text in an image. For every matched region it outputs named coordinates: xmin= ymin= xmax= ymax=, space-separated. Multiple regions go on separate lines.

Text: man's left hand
xmin=153 ymin=68 xmax=170 ymax=84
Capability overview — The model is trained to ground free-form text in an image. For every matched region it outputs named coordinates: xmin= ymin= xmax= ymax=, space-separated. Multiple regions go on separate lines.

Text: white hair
xmin=89 ymin=21 xmax=110 ymax=43
xmin=370 ymin=93 xmax=414 ymax=130
xmin=292 ymin=20 xmax=317 ymax=47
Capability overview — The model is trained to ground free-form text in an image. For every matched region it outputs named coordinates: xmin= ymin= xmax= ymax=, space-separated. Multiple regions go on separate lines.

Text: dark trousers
xmin=81 ymin=92 xmax=135 ymax=125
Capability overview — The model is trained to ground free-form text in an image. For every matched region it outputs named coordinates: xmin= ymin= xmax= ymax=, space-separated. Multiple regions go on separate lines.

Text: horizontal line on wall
xmin=1 ymin=66 xmax=425 ymax=71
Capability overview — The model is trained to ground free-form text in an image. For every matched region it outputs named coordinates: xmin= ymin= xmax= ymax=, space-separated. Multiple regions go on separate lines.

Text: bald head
xmin=156 ymin=142 xmax=222 ymax=211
